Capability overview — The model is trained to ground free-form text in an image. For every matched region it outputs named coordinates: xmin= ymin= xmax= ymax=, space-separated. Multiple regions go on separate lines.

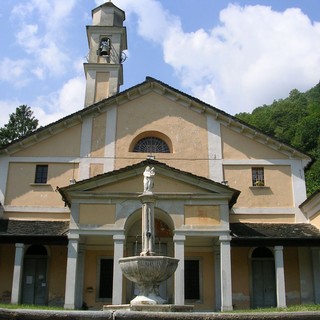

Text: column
xmin=75 ymin=244 xmax=85 ymax=309
xmin=174 ymin=234 xmax=185 ymax=305
xmin=214 ymin=244 xmax=221 ymax=311
xmin=11 ymin=243 xmax=24 ymax=304
xmin=112 ymin=234 xmax=125 ymax=305
xmin=274 ymin=246 xmax=286 ymax=308
xmin=311 ymin=248 xmax=320 ymax=303
xmin=220 ymin=235 xmax=233 ymax=311
xmin=64 ymin=235 xmax=79 ymax=309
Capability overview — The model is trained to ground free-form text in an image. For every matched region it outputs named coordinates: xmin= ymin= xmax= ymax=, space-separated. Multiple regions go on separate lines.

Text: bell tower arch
xmin=84 ymin=1 xmax=127 ymax=107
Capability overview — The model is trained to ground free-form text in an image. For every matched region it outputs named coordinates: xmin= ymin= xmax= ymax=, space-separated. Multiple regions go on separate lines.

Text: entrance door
xmin=22 ymin=246 xmax=48 ymax=305
xmin=251 ymin=247 xmax=276 ymax=308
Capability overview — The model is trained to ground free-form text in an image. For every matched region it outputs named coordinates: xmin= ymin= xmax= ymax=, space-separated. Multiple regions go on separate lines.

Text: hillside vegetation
xmin=236 ymin=83 xmax=320 ymax=196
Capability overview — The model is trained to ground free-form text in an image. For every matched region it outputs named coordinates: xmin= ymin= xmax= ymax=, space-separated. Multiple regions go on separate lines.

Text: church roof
xmin=0 ymin=219 xmax=69 ymax=244
xmin=230 ymin=222 xmax=320 ymax=246
xmin=0 ymin=77 xmax=311 ymax=163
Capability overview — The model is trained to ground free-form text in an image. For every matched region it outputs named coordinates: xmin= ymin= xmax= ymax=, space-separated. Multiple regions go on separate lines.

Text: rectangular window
xmin=252 ymin=167 xmax=265 ymax=186
xmin=184 ymin=259 xmax=200 ymax=301
xmin=98 ymin=258 xmax=113 ymax=299
xmin=34 ymin=165 xmax=48 ymax=184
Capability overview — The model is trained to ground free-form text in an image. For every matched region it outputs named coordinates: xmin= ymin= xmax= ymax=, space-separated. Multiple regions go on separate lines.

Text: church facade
xmin=0 ymin=2 xmax=320 ymax=312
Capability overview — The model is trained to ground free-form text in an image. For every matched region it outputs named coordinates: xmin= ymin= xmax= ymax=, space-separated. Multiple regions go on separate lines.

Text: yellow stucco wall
xmin=310 ymin=211 xmax=320 ymax=229
xmin=224 ymin=165 xmax=293 ymax=208
xmin=221 ymin=126 xmax=288 ymax=160
xmin=91 ymin=113 xmax=107 ymax=157
xmin=115 ymin=92 xmax=210 ymax=177
xmin=230 ymin=214 xmax=295 ymax=223
xmin=83 ymin=249 xmax=114 ymax=310
xmin=12 ymin=124 xmax=81 ymax=157
xmin=5 ymin=162 xmax=78 ymax=207
xmin=0 ymin=244 xmax=15 ymax=303
xmin=185 ymin=205 xmax=220 ymax=226
xmin=47 ymin=246 xmax=67 ymax=306
xmin=79 ymin=204 xmax=116 ymax=225
xmin=185 ymin=251 xmax=215 ymax=311
xmin=284 ymin=247 xmax=301 ymax=305
xmin=231 ymin=247 xmax=250 ymax=310
xmin=92 ymin=174 xmax=211 ymax=194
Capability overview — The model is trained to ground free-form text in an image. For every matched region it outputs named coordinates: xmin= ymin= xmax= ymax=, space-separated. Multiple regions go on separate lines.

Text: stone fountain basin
xmin=119 ymin=256 xmax=179 ymax=284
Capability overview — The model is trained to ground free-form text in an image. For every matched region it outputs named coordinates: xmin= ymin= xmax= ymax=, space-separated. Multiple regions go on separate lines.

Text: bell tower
xmin=84 ymin=2 xmax=127 ymax=107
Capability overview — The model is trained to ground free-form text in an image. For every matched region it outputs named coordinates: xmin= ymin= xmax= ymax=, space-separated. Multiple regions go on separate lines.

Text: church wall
xmin=5 ymin=162 xmax=77 ymax=207
xmin=310 ymin=212 xmax=320 ymax=229
xmin=115 ymin=92 xmax=210 ymax=178
xmin=0 ymin=244 xmax=14 ymax=303
xmin=47 ymin=246 xmax=67 ymax=306
xmin=91 ymin=112 xmax=107 ymax=157
xmin=224 ymin=165 xmax=293 ymax=208
xmin=230 ymin=214 xmax=295 ymax=223
xmin=11 ymin=125 xmax=81 ymax=158
xmin=231 ymin=247 xmax=250 ymax=310
xmin=185 ymin=251 xmax=215 ymax=311
xmin=221 ymin=126 xmax=288 ymax=160
xmin=284 ymin=247 xmax=301 ymax=306
xmin=79 ymin=204 xmax=116 ymax=225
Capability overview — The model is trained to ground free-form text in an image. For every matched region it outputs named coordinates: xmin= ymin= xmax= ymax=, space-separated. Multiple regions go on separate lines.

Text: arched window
xmin=133 ymin=137 xmax=170 ymax=153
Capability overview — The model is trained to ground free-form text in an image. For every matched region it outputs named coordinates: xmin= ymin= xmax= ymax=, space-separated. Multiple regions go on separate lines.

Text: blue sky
xmin=0 ymin=0 xmax=319 ymax=127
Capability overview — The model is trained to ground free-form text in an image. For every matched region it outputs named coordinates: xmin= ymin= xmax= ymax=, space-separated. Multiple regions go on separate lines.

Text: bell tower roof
xmin=92 ymin=2 xmax=125 ymax=27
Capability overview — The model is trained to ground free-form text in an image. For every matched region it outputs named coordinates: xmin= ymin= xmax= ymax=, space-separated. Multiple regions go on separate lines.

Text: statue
xmin=143 ymin=166 xmax=155 ymax=193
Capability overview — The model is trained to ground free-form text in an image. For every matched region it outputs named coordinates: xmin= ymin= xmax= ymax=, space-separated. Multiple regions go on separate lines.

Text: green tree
xmin=0 ymin=105 xmax=39 ymax=146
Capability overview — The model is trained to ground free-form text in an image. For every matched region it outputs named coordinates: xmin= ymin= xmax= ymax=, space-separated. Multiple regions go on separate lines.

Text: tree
xmin=0 ymin=105 xmax=39 ymax=146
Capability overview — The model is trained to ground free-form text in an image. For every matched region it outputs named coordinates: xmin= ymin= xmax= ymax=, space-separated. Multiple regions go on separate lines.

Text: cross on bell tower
xmin=84 ymin=2 xmax=127 ymax=107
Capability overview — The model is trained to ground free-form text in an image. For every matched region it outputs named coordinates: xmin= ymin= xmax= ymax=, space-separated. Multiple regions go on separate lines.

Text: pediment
xmin=59 ymin=160 xmax=240 ymax=206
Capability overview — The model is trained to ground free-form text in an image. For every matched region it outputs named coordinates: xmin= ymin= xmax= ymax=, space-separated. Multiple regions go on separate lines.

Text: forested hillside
xmin=236 ymin=82 xmax=320 ymax=196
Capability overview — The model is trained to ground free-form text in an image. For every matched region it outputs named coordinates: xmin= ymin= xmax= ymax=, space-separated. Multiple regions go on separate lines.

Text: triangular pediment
xmin=58 ymin=160 xmax=240 ymax=207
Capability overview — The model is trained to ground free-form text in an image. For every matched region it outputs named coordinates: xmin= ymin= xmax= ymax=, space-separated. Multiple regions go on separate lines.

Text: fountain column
xmin=140 ymin=194 xmax=156 ymax=256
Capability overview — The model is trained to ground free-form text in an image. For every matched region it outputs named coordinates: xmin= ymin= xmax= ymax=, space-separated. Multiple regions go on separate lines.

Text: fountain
xmin=117 ymin=166 xmax=193 ymax=311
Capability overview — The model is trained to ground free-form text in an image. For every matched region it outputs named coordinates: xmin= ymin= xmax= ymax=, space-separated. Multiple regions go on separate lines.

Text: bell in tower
xmin=84 ymin=2 xmax=127 ymax=107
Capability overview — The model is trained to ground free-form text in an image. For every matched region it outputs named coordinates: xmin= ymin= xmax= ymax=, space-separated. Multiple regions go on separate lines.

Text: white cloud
xmin=0 ymin=100 xmax=23 ymax=127
xmin=0 ymin=58 xmax=29 ymax=87
xmin=32 ymin=76 xmax=86 ymax=126
xmin=110 ymin=1 xmax=320 ymax=113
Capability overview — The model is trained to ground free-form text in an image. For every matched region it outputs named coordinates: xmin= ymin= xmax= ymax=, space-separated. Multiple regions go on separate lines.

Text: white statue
xmin=143 ymin=166 xmax=155 ymax=192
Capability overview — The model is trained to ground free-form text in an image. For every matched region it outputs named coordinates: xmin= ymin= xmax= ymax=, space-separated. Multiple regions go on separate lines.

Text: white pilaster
xmin=220 ymin=235 xmax=233 ymax=311
xmin=207 ymin=114 xmax=223 ymax=182
xmin=274 ymin=246 xmax=286 ymax=308
xmin=11 ymin=243 xmax=24 ymax=304
xmin=291 ymin=160 xmax=308 ymax=222
xmin=0 ymin=155 xmax=9 ymax=207
xmin=104 ymin=105 xmax=117 ymax=173
xmin=112 ymin=234 xmax=125 ymax=305
xmin=64 ymin=235 xmax=80 ymax=309
xmin=79 ymin=117 xmax=92 ymax=180
xmin=174 ymin=234 xmax=185 ymax=305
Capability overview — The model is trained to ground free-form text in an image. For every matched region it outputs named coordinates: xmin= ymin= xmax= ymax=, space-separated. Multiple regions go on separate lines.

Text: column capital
xmin=15 ymin=243 xmax=25 ymax=249
xmin=113 ymin=234 xmax=126 ymax=241
xmin=274 ymin=245 xmax=284 ymax=251
xmin=173 ymin=234 xmax=186 ymax=242
xmin=219 ymin=235 xmax=232 ymax=242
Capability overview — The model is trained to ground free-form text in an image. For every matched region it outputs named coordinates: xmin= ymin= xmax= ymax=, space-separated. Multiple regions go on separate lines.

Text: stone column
xmin=311 ymin=248 xmax=320 ymax=303
xmin=64 ymin=235 xmax=79 ymax=309
xmin=75 ymin=244 xmax=85 ymax=309
xmin=11 ymin=243 xmax=24 ymax=304
xmin=274 ymin=246 xmax=286 ymax=308
xmin=174 ymin=234 xmax=185 ymax=305
xmin=112 ymin=234 xmax=125 ymax=305
xmin=220 ymin=235 xmax=233 ymax=311
xmin=139 ymin=193 xmax=156 ymax=256
xmin=214 ymin=244 xmax=221 ymax=311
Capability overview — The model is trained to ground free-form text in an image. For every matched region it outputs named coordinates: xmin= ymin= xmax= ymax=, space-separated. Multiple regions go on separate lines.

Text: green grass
xmin=0 ymin=303 xmax=64 ymax=310
xmin=231 ymin=304 xmax=320 ymax=313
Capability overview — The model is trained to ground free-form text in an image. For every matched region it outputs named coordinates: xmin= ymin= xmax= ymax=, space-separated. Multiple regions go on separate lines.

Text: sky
xmin=0 ymin=0 xmax=319 ymax=127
